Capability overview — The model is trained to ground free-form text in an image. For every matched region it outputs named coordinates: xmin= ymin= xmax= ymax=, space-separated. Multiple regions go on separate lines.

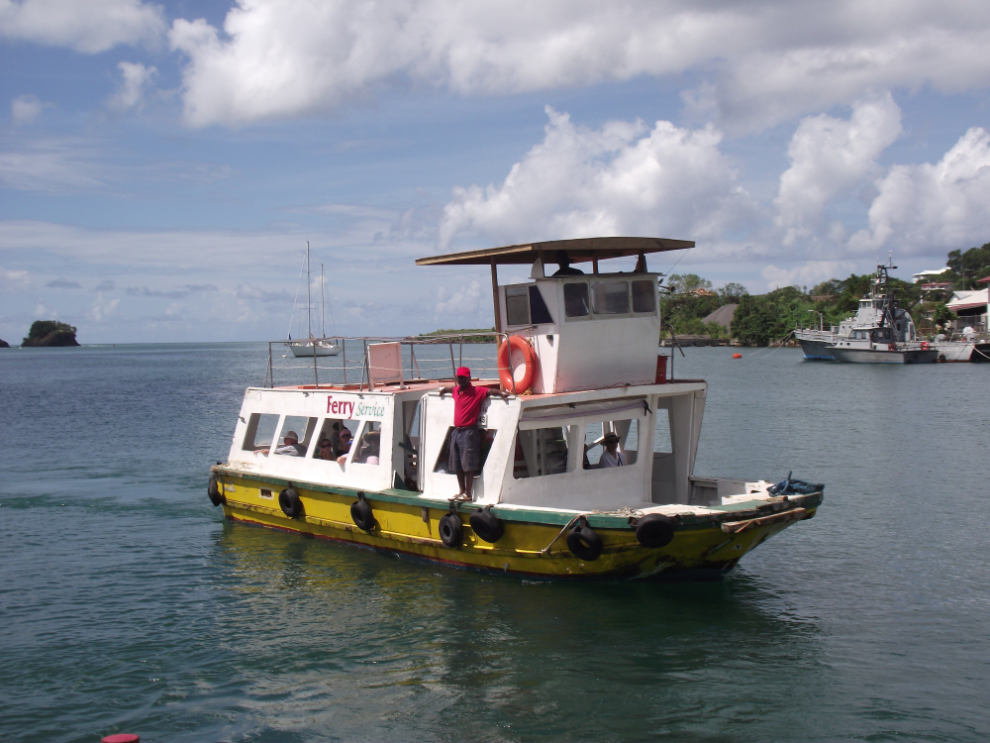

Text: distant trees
xmin=945 ymin=242 xmax=990 ymax=288
xmin=661 ymin=278 xmax=748 ymax=338
xmin=665 ymin=273 xmax=713 ymax=294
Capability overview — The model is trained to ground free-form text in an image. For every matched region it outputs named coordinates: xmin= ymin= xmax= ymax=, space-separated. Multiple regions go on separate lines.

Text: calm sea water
xmin=1 ymin=343 xmax=988 ymax=743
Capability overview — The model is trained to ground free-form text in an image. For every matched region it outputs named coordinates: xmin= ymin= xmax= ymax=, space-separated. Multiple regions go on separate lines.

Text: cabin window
xmin=310 ymin=418 xmax=362 ymax=461
xmin=513 ymin=425 xmax=574 ymax=478
xmin=505 ymin=285 xmax=555 ymax=326
xmin=529 ymin=286 xmax=554 ymax=324
xmin=433 ymin=428 xmax=498 ymax=473
xmin=592 ymin=280 xmax=630 ymax=314
xmin=242 ymin=413 xmax=280 ymax=452
xmin=584 ymin=419 xmax=639 ymax=467
xmin=505 ymin=286 xmax=530 ymax=326
xmin=273 ymin=416 xmax=318 ymax=456
xmin=564 ymin=283 xmax=590 ymax=317
xmin=352 ymin=420 xmax=383 ymax=465
xmin=631 ymin=280 xmax=656 ymax=313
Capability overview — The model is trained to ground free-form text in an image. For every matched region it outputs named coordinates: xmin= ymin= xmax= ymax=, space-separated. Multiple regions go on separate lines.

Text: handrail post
xmin=449 ymin=342 xmax=456 ymax=379
xmin=361 ymin=339 xmax=368 ymax=391
xmin=266 ymin=342 xmax=273 ymax=388
xmin=342 ymin=339 xmax=347 ymax=385
xmin=313 ymin=341 xmax=319 ymax=387
xmin=410 ymin=343 xmax=421 ymax=380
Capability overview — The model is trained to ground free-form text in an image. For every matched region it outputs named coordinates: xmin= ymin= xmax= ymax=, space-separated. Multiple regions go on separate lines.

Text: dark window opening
xmin=564 ymin=283 xmax=590 ymax=317
xmin=529 ymin=285 xmax=554 ymax=324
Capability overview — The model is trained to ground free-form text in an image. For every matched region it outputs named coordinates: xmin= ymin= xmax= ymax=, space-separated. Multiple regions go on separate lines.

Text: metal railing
xmin=265 ymin=332 xmax=520 ymax=391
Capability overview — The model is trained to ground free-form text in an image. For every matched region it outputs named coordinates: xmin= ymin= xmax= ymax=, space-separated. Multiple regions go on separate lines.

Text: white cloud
xmin=775 ymin=90 xmax=902 ymax=246
xmin=762 ymin=260 xmax=858 ymax=293
xmin=0 ymin=139 xmax=104 ymax=192
xmin=1 ymin=264 xmax=30 ymax=289
xmin=11 ymin=94 xmax=45 ymax=125
xmin=850 ymin=127 xmax=990 ymax=255
xmin=165 ymin=0 xmax=990 ymax=129
xmin=435 ymin=279 xmax=483 ymax=318
xmin=109 ymin=61 xmax=158 ymax=111
xmin=88 ymin=293 xmax=120 ymax=322
xmin=438 ymin=107 xmax=756 ymax=250
xmin=0 ymin=0 xmax=165 ymax=53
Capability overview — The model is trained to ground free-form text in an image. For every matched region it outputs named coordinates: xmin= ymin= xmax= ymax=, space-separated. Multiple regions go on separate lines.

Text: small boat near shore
xmin=930 ymin=334 xmax=977 ymax=362
xmin=209 ymin=237 xmax=822 ymax=581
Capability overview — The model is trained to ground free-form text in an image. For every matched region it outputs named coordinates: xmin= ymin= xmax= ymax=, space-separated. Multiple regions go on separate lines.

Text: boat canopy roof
xmin=415 ymin=236 xmax=694 ymax=267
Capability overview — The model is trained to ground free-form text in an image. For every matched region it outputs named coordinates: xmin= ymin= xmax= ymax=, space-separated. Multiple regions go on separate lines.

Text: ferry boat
xmin=208 ymin=237 xmax=823 ymax=580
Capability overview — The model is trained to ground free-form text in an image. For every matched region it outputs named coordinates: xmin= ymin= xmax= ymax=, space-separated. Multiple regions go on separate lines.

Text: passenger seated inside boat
xmin=355 ymin=430 xmax=381 ymax=465
xmin=274 ymin=431 xmax=306 ymax=457
xmin=317 ymin=437 xmax=334 ymax=460
xmin=598 ymin=432 xmax=624 ymax=468
xmin=335 ymin=428 xmax=353 ymax=465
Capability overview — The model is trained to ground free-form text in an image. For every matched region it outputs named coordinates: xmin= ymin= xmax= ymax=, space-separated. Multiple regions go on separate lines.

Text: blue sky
xmin=2 ymin=0 xmax=990 ymax=344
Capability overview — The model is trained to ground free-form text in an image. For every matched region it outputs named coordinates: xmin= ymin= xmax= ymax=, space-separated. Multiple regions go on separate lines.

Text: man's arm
xmin=488 ymin=388 xmax=510 ymax=401
xmin=438 ymin=385 xmax=453 ymax=397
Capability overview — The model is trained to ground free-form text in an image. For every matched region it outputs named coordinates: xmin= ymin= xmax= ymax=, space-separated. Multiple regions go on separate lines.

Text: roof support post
xmin=592 ymin=253 xmax=599 ymax=275
xmin=490 ymin=258 xmax=502 ymax=334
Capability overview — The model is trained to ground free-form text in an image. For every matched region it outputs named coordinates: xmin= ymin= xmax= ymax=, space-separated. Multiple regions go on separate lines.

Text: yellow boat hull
xmin=215 ymin=470 xmax=820 ymax=581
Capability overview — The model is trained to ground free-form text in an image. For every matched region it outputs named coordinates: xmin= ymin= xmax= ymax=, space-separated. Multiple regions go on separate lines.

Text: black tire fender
xmin=635 ymin=514 xmax=675 ymax=548
xmin=279 ymin=487 xmax=303 ymax=519
xmin=566 ymin=518 xmax=603 ymax=561
xmin=439 ymin=512 xmax=463 ymax=548
xmin=207 ymin=473 xmax=224 ymax=507
xmin=469 ymin=505 xmax=505 ymax=544
xmin=350 ymin=492 xmax=375 ymax=531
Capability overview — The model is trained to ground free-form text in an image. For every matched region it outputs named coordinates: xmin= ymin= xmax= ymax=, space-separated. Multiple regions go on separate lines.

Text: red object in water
xmin=732 ymin=353 xmax=742 ymax=359
xmin=102 ymin=735 xmax=140 ymax=743
xmin=655 ymin=355 xmax=667 ymax=383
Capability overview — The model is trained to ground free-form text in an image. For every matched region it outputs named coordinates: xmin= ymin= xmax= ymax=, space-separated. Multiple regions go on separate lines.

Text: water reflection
xmin=211 ymin=522 xmax=825 ymax=741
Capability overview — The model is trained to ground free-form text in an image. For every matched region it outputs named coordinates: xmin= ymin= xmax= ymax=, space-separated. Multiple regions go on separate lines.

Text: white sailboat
xmin=287 ymin=244 xmax=342 ymax=358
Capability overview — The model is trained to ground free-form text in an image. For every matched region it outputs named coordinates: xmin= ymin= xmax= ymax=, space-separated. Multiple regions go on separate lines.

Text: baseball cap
xmin=456 ymin=366 xmax=471 ymax=378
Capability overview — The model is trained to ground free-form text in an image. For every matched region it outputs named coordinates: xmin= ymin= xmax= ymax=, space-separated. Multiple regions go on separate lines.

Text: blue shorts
xmin=448 ymin=427 xmax=481 ymax=473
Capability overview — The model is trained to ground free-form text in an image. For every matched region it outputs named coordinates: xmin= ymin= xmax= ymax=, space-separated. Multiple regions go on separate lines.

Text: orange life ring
xmin=888 ymin=343 xmax=896 ymax=351
xmin=920 ymin=341 xmax=930 ymax=351
xmin=498 ymin=336 xmax=538 ymax=393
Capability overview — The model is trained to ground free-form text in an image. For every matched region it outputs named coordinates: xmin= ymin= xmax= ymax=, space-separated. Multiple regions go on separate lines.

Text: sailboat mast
xmin=306 ymin=241 xmax=312 ymax=338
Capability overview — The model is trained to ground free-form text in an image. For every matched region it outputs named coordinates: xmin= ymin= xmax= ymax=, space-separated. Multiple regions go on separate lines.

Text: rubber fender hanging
xmin=497 ymin=335 xmax=538 ymax=393
xmin=635 ymin=514 xmax=675 ymax=548
xmin=439 ymin=512 xmax=464 ymax=548
xmin=279 ymin=487 xmax=303 ymax=518
xmin=566 ymin=517 xmax=603 ymax=561
xmin=469 ymin=505 xmax=505 ymax=544
xmin=207 ymin=473 xmax=224 ymax=507
xmin=350 ymin=492 xmax=375 ymax=531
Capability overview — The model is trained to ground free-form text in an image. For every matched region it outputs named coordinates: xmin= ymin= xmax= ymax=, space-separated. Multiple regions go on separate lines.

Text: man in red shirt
xmin=439 ymin=366 xmax=509 ymax=500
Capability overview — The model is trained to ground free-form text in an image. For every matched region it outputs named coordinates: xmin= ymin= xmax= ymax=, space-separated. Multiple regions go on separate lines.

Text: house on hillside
xmin=945 ymin=281 xmax=988 ymax=333
xmin=702 ymin=303 xmax=738 ymax=331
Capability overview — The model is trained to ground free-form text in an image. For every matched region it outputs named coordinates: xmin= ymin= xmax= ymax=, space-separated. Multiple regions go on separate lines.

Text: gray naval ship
xmin=795 ymin=260 xmax=936 ymax=364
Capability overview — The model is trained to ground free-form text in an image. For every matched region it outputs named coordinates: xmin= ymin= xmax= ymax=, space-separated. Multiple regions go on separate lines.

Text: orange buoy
xmin=498 ymin=336 xmax=538 ymax=393
xmin=102 ymin=735 xmax=139 ymax=743
xmin=732 ymin=353 xmax=742 ymax=359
